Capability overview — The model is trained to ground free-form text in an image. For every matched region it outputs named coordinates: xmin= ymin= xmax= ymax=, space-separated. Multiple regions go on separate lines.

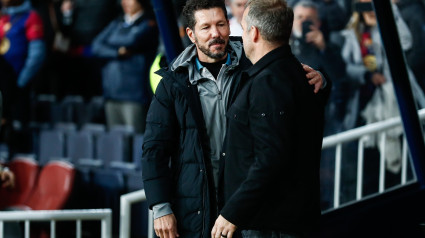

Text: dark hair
xmin=182 ymin=0 xmax=228 ymax=30
xmin=246 ymin=0 xmax=293 ymax=44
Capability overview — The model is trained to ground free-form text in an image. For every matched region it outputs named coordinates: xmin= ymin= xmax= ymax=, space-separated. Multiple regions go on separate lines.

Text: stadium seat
xmin=132 ymin=134 xmax=144 ymax=169
xmin=96 ymin=132 xmax=125 ymax=167
xmin=83 ymin=96 xmax=105 ymax=124
xmin=0 ymin=157 xmax=39 ymax=209
xmin=54 ymin=122 xmax=77 ymax=133
xmin=38 ymin=130 xmax=65 ymax=165
xmin=24 ymin=160 xmax=75 ymax=210
xmin=67 ymin=131 xmax=94 ymax=163
xmin=81 ymin=123 xmax=106 ymax=134
xmin=60 ymin=95 xmax=85 ymax=124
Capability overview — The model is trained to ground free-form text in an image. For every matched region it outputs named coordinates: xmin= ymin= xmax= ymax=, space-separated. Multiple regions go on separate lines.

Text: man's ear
xmin=186 ymin=27 xmax=196 ymax=44
xmin=251 ymin=26 xmax=259 ymax=43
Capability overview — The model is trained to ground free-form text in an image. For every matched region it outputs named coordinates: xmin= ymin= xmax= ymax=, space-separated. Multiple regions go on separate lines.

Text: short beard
xmin=195 ymin=37 xmax=227 ymax=59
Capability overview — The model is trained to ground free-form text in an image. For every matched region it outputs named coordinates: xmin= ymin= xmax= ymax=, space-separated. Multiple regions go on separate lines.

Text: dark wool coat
xmin=220 ymin=45 xmax=330 ymax=236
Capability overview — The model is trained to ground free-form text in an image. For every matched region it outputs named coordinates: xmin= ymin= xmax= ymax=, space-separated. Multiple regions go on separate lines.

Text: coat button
xmin=234 ymin=114 xmax=237 ymax=118
xmin=200 ymin=169 xmax=203 ymax=173
xmin=197 ymin=211 xmax=201 ymax=215
xmin=279 ymin=111 xmax=284 ymax=115
xmin=222 ymin=153 xmax=226 ymax=157
xmin=261 ymin=113 xmax=266 ymax=117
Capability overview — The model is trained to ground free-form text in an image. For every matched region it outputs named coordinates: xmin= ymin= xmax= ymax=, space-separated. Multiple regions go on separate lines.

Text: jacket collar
xmin=246 ymin=44 xmax=292 ymax=77
xmin=170 ymin=39 xmax=244 ymax=85
xmin=195 ymin=53 xmax=232 ymax=71
xmin=123 ymin=11 xmax=144 ymax=26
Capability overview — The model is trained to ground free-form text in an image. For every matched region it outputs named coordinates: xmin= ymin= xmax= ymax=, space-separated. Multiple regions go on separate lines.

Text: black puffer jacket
xmin=141 ymin=39 xmax=250 ymax=237
xmin=142 ymin=67 xmax=212 ymax=237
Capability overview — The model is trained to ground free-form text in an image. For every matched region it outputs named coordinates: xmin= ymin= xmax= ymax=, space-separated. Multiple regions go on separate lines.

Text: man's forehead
xmin=194 ymin=7 xmax=227 ymax=23
xmin=233 ymin=0 xmax=247 ymax=5
xmin=294 ymin=6 xmax=318 ymax=15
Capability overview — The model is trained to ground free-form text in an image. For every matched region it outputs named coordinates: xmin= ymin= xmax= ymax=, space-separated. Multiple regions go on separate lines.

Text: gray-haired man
xmin=212 ymin=0 xmax=328 ymax=237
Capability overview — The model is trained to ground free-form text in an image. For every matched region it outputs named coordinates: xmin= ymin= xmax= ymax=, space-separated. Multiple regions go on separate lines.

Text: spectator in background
xmin=0 ymin=0 xmax=46 ymax=123
xmin=396 ymin=0 xmax=425 ymax=94
xmin=288 ymin=0 xmax=348 ymax=39
xmin=51 ymin=0 xmax=119 ymax=99
xmin=228 ymin=0 xmax=246 ymax=36
xmin=291 ymin=0 xmax=346 ymax=136
xmin=0 ymin=0 xmax=45 ymax=156
xmin=338 ymin=0 xmax=425 ymax=203
xmin=92 ymin=0 xmax=158 ymax=133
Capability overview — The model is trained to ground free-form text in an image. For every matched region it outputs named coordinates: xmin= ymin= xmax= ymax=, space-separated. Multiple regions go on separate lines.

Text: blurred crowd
xmin=0 ymin=0 xmax=425 ymax=204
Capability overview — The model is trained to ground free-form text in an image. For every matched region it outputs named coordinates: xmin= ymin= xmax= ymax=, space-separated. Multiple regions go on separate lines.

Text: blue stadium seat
xmin=96 ymin=132 xmax=123 ymax=166
xmin=109 ymin=125 xmax=135 ymax=164
xmin=67 ymin=131 xmax=94 ymax=163
xmin=54 ymin=122 xmax=77 ymax=133
xmin=38 ymin=130 xmax=65 ymax=165
xmin=133 ymin=134 xmax=144 ymax=169
xmin=96 ymin=132 xmax=128 ymax=167
xmin=60 ymin=95 xmax=85 ymax=125
xmin=83 ymin=96 xmax=105 ymax=124
xmin=81 ymin=123 xmax=106 ymax=134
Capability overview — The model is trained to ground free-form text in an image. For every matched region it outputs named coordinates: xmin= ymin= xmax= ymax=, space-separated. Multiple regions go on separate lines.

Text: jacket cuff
xmin=153 ymin=202 xmax=173 ymax=219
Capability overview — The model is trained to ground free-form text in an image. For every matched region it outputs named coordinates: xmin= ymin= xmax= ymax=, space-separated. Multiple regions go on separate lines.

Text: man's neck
xmin=250 ymin=42 xmax=282 ymax=64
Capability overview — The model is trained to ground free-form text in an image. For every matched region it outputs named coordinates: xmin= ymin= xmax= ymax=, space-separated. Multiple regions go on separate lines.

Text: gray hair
xmin=245 ymin=0 xmax=294 ymax=44
xmin=293 ymin=0 xmax=319 ymax=11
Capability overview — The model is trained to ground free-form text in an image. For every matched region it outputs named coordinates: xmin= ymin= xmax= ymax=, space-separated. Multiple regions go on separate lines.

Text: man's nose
xmin=211 ymin=26 xmax=220 ymax=38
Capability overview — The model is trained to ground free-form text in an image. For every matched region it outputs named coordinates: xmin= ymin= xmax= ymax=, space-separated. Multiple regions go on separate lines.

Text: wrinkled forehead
xmin=193 ymin=7 xmax=228 ymax=26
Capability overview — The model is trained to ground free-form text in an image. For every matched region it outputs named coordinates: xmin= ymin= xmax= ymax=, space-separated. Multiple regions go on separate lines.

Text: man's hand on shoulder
xmin=154 ymin=213 xmax=179 ymax=238
xmin=302 ymin=63 xmax=323 ymax=94
xmin=212 ymin=215 xmax=237 ymax=238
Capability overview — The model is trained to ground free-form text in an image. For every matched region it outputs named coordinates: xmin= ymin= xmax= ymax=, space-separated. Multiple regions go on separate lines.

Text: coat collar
xmin=246 ymin=44 xmax=292 ymax=77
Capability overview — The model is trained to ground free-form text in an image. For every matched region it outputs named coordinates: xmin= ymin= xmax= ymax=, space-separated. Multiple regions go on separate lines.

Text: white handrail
xmin=322 ymin=108 xmax=425 ymax=211
xmin=119 ymin=189 xmax=148 ymax=238
xmin=0 ymin=209 xmax=112 ymax=238
xmin=322 ymin=108 xmax=425 ymax=148
xmin=118 ymin=109 xmax=425 ymax=235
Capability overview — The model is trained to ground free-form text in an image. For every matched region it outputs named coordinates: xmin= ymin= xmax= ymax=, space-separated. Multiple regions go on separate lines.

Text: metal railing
xmin=117 ymin=109 xmax=425 ymax=237
xmin=119 ymin=189 xmax=153 ymax=238
xmin=322 ymin=108 xmax=425 ymax=209
xmin=0 ymin=209 xmax=112 ymax=238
